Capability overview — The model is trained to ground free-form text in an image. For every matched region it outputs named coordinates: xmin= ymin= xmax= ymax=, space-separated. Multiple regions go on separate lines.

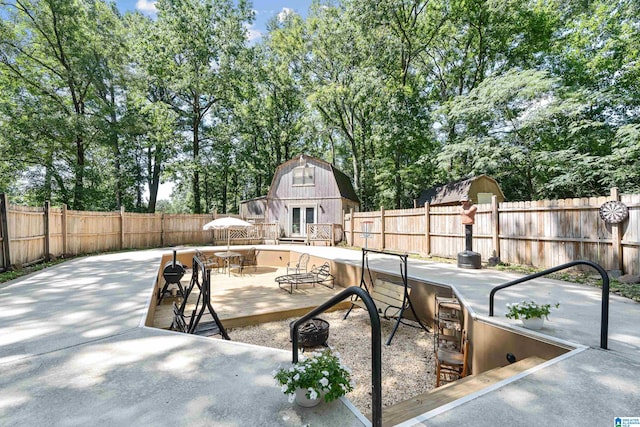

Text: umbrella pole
xmin=227 ymin=230 xmax=231 ymax=276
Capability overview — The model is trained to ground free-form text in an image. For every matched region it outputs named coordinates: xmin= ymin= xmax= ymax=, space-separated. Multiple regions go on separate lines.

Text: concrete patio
xmin=1 ymin=245 xmax=639 ymax=426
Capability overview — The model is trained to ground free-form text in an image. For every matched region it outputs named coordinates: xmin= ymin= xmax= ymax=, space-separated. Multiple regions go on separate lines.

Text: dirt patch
xmin=225 ymin=308 xmax=436 ymax=414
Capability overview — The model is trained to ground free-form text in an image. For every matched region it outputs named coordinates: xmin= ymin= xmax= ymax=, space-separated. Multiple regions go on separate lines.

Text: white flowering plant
xmin=273 ymin=349 xmax=354 ymax=403
xmin=506 ymin=300 xmax=560 ymax=320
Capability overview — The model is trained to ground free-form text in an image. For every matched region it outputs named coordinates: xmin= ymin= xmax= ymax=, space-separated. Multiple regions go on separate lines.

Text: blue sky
xmin=114 ymin=0 xmax=312 ymax=41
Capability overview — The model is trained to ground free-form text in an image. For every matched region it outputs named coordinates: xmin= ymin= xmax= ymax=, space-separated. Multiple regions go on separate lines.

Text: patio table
xmin=215 ymin=251 xmax=241 ymax=276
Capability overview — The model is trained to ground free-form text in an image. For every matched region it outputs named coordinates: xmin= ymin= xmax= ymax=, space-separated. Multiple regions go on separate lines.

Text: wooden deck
xmin=153 ymin=265 xmax=351 ymax=330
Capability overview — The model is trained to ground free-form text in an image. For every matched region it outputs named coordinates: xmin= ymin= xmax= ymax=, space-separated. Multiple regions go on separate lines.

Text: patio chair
xmin=435 ymin=331 xmax=470 ymax=387
xmin=230 ymin=247 xmax=258 ymax=276
xmin=276 ymin=262 xmax=334 ymax=294
xmin=195 ymin=249 xmax=223 ymax=273
xmin=287 ymin=253 xmax=309 ymax=275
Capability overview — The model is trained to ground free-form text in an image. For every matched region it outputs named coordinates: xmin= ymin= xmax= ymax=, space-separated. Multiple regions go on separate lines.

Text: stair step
xmin=379 ymin=356 xmax=546 ymax=427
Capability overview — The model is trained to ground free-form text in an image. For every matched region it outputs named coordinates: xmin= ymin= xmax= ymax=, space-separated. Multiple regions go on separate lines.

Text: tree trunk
xmin=192 ymin=102 xmax=202 ymax=214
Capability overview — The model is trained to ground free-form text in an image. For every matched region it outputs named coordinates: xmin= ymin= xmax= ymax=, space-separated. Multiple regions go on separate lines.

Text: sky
xmin=114 ymin=0 xmax=312 ymax=42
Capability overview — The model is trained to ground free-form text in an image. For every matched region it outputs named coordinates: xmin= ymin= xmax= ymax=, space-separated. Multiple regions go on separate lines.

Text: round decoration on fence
xmin=599 ymin=201 xmax=629 ymax=224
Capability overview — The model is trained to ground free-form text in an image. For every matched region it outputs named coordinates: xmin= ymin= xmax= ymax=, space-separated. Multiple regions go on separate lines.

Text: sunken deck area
xmin=153 ymin=265 xmax=351 ymax=330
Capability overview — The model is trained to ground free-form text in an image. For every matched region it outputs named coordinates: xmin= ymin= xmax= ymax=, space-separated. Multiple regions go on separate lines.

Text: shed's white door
xmin=291 ymin=206 xmax=315 ymax=237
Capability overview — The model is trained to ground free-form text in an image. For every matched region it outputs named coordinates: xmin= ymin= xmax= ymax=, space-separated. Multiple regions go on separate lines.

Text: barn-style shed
xmin=416 ymin=175 xmax=505 ymax=207
xmin=240 ymin=155 xmax=360 ymax=242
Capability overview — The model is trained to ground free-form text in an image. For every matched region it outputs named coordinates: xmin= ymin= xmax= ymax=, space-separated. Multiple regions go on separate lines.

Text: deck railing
xmin=489 ymin=260 xmax=610 ymax=349
xmin=306 ymin=223 xmax=341 ymax=246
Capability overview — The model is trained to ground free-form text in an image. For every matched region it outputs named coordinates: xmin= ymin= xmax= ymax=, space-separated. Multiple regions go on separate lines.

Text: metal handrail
xmin=291 ymin=286 xmax=382 ymax=427
xmin=489 ymin=260 xmax=610 ymax=349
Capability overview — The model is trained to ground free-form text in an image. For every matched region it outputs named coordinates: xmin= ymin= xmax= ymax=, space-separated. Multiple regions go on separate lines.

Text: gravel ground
xmin=226 ymin=308 xmax=436 ymax=414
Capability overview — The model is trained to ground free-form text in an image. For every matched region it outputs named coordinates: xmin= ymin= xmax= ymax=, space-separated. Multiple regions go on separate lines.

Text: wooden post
xmin=0 ymin=193 xmax=11 ymax=268
xmin=492 ymin=195 xmax=500 ymax=259
xmin=380 ymin=206 xmax=385 ymax=251
xmin=424 ymin=203 xmax=430 ymax=256
xmin=44 ymin=201 xmax=50 ymax=262
xmin=349 ymin=208 xmax=354 ymax=246
xmin=331 ymin=223 xmax=335 ymax=246
xmin=610 ymin=187 xmax=623 ymax=273
xmin=160 ymin=213 xmax=165 ymax=247
xmin=120 ymin=206 xmax=125 ymax=250
xmin=62 ymin=203 xmax=68 ymax=256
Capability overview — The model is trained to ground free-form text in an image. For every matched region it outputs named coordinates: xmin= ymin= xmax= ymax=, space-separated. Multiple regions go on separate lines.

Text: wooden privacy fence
xmin=344 ymin=188 xmax=640 ymax=275
xmin=0 ymin=194 xmax=278 ymax=271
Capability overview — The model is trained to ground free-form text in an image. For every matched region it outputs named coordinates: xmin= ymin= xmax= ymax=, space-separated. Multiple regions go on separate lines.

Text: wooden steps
xmin=378 ymin=356 xmax=546 ymax=427
xmin=277 ymin=237 xmax=308 ymax=245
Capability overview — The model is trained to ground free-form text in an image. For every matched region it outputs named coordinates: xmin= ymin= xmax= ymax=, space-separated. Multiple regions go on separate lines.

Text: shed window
xmin=293 ymin=166 xmax=315 ymax=186
xmin=477 ymin=192 xmax=492 ymax=205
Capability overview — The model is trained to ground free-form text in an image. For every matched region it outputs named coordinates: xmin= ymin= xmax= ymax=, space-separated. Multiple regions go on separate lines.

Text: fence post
xmin=380 ymin=206 xmax=385 ymax=251
xmin=349 ymin=208 xmax=354 ymax=246
xmin=610 ymin=187 xmax=623 ymax=273
xmin=492 ymin=195 xmax=500 ymax=259
xmin=44 ymin=201 xmax=50 ymax=262
xmin=62 ymin=204 xmax=68 ymax=255
xmin=0 ymin=193 xmax=11 ymax=268
xmin=161 ymin=213 xmax=165 ymax=247
xmin=120 ymin=206 xmax=125 ymax=250
xmin=424 ymin=203 xmax=430 ymax=256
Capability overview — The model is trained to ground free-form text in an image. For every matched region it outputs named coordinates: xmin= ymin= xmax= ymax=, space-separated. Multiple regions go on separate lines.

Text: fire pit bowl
xmin=290 ymin=318 xmax=330 ymax=348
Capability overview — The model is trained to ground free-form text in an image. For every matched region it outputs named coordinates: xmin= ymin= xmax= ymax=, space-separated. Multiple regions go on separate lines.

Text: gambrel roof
xmin=417 ymin=175 xmax=505 ymax=206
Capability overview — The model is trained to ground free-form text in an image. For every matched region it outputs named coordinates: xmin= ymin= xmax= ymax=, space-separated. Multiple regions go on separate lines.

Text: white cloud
xmin=277 ymin=7 xmax=296 ymax=22
xmin=136 ymin=0 xmax=157 ymax=15
xmin=245 ymin=24 xmax=263 ymax=42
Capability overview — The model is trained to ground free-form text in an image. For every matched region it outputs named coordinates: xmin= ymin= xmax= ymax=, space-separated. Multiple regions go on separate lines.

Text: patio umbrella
xmin=203 ymin=217 xmax=253 ymax=251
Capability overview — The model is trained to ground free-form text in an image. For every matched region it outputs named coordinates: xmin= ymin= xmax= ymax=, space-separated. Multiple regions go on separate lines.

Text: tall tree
xmin=153 ymin=0 xmax=252 ymax=214
xmin=0 ymin=0 xmax=125 ymax=209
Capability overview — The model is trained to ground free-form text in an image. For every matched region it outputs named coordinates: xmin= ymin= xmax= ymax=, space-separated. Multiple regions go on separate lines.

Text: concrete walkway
xmin=1 ymin=245 xmax=639 ymax=426
xmin=299 ymin=246 xmax=640 ymax=427
xmin=0 ymin=250 xmax=365 ymax=427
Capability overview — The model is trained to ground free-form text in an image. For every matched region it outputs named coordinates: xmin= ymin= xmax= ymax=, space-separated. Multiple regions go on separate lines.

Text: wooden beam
xmin=492 ymin=195 xmax=500 ymax=259
xmin=120 ymin=206 xmax=126 ymax=250
xmin=44 ymin=201 xmax=50 ymax=262
xmin=610 ymin=187 xmax=623 ymax=272
xmin=380 ymin=206 xmax=385 ymax=251
xmin=62 ymin=204 xmax=68 ymax=256
xmin=349 ymin=207 xmax=354 ymax=246
xmin=424 ymin=203 xmax=430 ymax=256
xmin=0 ymin=193 xmax=11 ymax=268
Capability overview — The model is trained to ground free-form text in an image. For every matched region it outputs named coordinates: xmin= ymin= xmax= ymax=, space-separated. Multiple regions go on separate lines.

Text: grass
xmin=0 ymin=258 xmax=67 ymax=284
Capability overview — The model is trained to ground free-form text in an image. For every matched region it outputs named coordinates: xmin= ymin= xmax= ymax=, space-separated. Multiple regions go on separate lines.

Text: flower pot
xmin=294 ymin=388 xmax=321 ymax=407
xmin=522 ymin=317 xmax=544 ymax=330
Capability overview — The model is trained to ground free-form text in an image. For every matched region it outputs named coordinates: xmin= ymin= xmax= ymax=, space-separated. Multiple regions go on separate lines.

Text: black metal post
xmin=292 ymin=286 xmax=382 ymax=427
xmin=465 ymin=224 xmax=473 ymax=251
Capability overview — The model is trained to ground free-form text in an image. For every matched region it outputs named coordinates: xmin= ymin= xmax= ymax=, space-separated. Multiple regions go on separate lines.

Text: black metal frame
xmin=344 ymin=248 xmax=429 ymax=345
xmin=157 ymin=250 xmax=186 ymax=304
xmin=489 ymin=260 xmax=610 ymax=349
xmin=291 ymin=286 xmax=382 ymax=427
xmin=171 ymin=255 xmax=230 ymax=339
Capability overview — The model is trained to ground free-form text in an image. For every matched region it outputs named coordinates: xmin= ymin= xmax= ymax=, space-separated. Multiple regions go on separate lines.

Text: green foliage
xmin=505 ymin=300 xmax=560 ymax=320
xmin=273 ymin=349 xmax=354 ymax=403
xmin=1 ymin=0 xmax=639 ymax=213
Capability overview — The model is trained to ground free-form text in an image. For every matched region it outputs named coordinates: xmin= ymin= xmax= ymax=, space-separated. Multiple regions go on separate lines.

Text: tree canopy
xmin=1 ymin=0 xmax=638 ymax=213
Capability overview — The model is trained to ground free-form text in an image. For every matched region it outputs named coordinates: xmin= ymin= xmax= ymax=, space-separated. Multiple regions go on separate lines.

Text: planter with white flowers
xmin=505 ymin=300 xmax=560 ymax=330
xmin=273 ymin=349 xmax=354 ymax=407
